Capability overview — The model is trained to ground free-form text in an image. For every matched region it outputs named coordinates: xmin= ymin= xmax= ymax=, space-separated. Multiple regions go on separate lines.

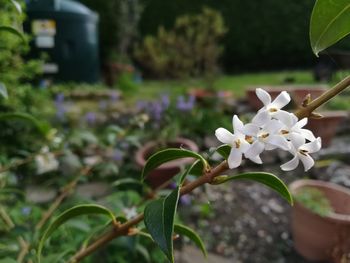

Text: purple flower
xmin=120 ymin=141 xmax=130 ymax=150
xmin=180 ymin=195 xmax=192 ymax=206
xmin=136 ymin=100 xmax=148 ymax=111
xmin=150 ymin=101 xmax=164 ymax=121
xmin=85 ymin=112 xmax=97 ymax=126
xmin=21 ymin=207 xmax=32 ymax=216
xmin=176 ymin=95 xmax=195 ymax=112
xmin=55 ymin=93 xmax=65 ymax=104
xmin=110 ymin=92 xmax=120 ymax=103
xmin=112 ymin=149 xmax=123 ymax=161
xmin=161 ymin=94 xmax=170 ymax=109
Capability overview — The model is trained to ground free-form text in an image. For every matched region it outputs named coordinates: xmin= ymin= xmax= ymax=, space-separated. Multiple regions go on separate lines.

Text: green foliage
xmin=141 ymin=148 xmax=208 ymax=181
xmin=144 ymin=187 xmax=180 ymax=262
xmin=294 ymin=187 xmax=333 ymax=216
xmin=135 ymin=7 xmax=226 ymax=78
xmin=310 ymin=0 xmax=350 ymax=56
xmin=211 ymin=172 xmax=293 ymax=205
xmin=174 ymin=224 xmax=207 ymax=258
xmin=38 ymin=204 xmax=117 ymax=262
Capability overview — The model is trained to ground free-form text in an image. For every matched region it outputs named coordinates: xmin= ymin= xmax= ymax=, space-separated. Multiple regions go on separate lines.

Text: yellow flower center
xmin=269 ymin=108 xmax=278 ymax=112
xmin=245 ymin=135 xmax=254 ymax=144
xmin=281 ymin=130 xmax=289 ymax=135
xmin=234 ymin=139 xmax=241 ymax=149
xmin=299 ymin=149 xmax=308 ymax=156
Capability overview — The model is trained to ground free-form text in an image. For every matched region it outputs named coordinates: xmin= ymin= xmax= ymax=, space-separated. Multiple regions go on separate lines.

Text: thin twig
xmin=17 ymin=236 xmax=30 ymax=263
xmin=69 ymin=161 xmax=229 ymax=262
xmin=35 ymin=166 xmax=94 ymax=230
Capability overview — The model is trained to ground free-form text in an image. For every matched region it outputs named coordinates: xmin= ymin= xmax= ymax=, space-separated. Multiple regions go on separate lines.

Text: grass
xmin=134 ymin=70 xmax=318 ymax=101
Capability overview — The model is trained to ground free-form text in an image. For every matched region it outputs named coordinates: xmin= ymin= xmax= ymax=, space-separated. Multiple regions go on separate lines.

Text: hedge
xmin=139 ymin=0 xmax=350 ymax=71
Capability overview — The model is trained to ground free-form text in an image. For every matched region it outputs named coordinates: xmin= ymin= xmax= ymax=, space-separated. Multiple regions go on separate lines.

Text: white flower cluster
xmin=215 ymin=88 xmax=322 ymax=171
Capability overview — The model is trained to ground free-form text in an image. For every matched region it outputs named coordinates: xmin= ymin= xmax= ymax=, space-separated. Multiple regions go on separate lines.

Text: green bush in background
xmin=134 ymin=7 xmax=226 ymax=78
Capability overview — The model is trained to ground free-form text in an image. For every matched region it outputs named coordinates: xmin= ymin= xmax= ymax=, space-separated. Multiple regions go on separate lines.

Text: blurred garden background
xmin=1 ymin=0 xmax=350 ymax=262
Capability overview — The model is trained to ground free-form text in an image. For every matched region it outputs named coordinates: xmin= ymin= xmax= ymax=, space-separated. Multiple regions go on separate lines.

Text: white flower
xmin=122 ymin=207 xmax=138 ymax=220
xmin=35 ymin=147 xmax=59 ymax=175
xmin=256 ymin=88 xmax=291 ymax=120
xmin=243 ymin=111 xmax=290 ymax=156
xmin=215 ymin=115 xmax=259 ymax=169
xmin=281 ymin=136 xmax=322 ymax=172
xmin=279 ymin=113 xmax=316 ymax=142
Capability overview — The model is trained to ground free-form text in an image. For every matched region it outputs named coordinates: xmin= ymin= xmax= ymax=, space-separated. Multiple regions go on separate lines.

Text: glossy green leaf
xmin=144 ymin=187 xmax=180 ymax=262
xmin=212 ymin=172 xmax=293 ymax=204
xmin=310 ymin=0 xmax=350 ymax=55
xmin=0 ymin=112 xmax=51 ymax=136
xmin=141 ymin=148 xmax=208 ymax=181
xmin=179 ymin=160 xmax=204 ymax=185
xmin=0 ymin=26 xmax=24 ymax=41
xmin=10 ymin=0 xmax=22 ymax=14
xmin=38 ymin=204 xmax=116 ymax=263
xmin=174 ymin=224 xmax=207 ymax=258
xmin=215 ymin=144 xmax=231 ymax=159
xmin=0 ymin=83 xmax=8 ymax=99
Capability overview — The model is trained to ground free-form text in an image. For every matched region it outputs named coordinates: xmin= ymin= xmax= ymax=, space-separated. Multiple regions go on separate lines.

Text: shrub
xmin=134 ymin=7 xmax=227 ymax=78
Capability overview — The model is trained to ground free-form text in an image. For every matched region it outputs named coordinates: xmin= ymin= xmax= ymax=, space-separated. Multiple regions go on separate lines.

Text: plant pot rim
xmin=289 ymin=179 xmax=350 ymax=223
xmin=135 ymin=137 xmax=199 ymax=169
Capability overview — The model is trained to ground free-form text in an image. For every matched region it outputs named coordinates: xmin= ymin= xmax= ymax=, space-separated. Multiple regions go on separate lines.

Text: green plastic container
xmin=25 ymin=0 xmax=100 ymax=83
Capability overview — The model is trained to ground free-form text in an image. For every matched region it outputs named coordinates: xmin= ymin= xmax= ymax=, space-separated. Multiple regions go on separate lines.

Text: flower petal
xmin=264 ymin=119 xmax=283 ymax=133
xmin=267 ymin=135 xmax=290 ymax=151
xmin=298 ymin=129 xmax=316 ymax=142
xmin=215 ymin=128 xmax=234 ymax=145
xmin=293 ymin=118 xmax=308 ymax=130
xmin=274 ymin=111 xmax=295 ymax=126
xmin=233 ymin=115 xmax=244 ymax=133
xmin=272 ymin=91 xmax=291 ymax=109
xmin=247 ymin=154 xmax=263 ymax=164
xmin=252 ymin=110 xmax=271 ymax=126
xmin=245 ymin=141 xmax=265 ymax=159
xmin=281 ymin=155 xmax=299 ymax=171
xmin=256 ymin=88 xmax=271 ymax=106
xmin=299 ymin=153 xmax=315 ymax=171
xmin=239 ymin=139 xmax=251 ymax=153
xmin=302 ymin=137 xmax=322 ymax=153
xmin=241 ymin=123 xmax=260 ymax=136
xmin=228 ymin=148 xmax=243 ymax=169
xmin=289 ymin=133 xmax=306 ymax=149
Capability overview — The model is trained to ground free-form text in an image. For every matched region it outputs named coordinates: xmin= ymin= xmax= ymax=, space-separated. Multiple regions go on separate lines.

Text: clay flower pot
xmin=289 ymin=179 xmax=350 ymax=262
xmin=306 ymin=111 xmax=347 ymax=147
xmin=135 ymin=138 xmax=199 ymax=188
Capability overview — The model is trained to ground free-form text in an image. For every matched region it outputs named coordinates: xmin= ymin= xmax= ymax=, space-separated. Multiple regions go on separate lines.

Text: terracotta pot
xmin=306 ymin=111 xmax=347 ymax=147
xmin=188 ymin=88 xmax=232 ymax=102
xmin=289 ymin=179 xmax=350 ymax=262
xmin=135 ymin=138 xmax=199 ymax=188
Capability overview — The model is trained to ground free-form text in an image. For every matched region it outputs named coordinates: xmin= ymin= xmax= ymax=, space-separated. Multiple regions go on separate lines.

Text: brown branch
xmin=35 ymin=166 xmax=94 ymax=230
xmin=69 ymin=161 xmax=229 ymax=262
xmin=17 ymin=236 xmax=30 ymax=263
xmin=295 ymin=75 xmax=350 ymax=119
xmin=0 ymin=206 xmax=15 ymax=229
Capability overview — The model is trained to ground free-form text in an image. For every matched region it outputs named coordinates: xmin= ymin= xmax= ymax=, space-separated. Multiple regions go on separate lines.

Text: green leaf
xmin=10 ymin=0 xmax=22 ymax=14
xmin=37 ymin=204 xmax=116 ymax=263
xmin=215 ymin=144 xmax=231 ymax=159
xmin=174 ymin=224 xmax=207 ymax=258
xmin=179 ymin=160 xmax=204 ymax=185
xmin=0 ymin=112 xmax=51 ymax=137
xmin=144 ymin=187 xmax=180 ymax=262
xmin=0 ymin=258 xmax=17 ymax=263
xmin=0 ymin=83 xmax=8 ymax=99
xmin=212 ymin=172 xmax=293 ymax=204
xmin=141 ymin=148 xmax=208 ymax=181
xmin=310 ymin=0 xmax=350 ymax=56
xmin=0 ymin=26 xmax=25 ymax=41
xmin=113 ymin=178 xmax=143 ymax=188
